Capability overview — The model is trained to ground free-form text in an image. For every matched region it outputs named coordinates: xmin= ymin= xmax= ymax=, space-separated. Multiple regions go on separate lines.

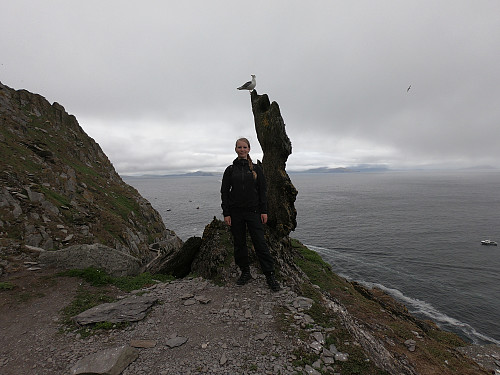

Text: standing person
xmin=221 ymin=138 xmax=281 ymax=292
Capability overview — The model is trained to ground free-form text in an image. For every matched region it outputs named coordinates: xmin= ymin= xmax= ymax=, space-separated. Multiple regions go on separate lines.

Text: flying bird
xmin=407 ymin=85 xmax=411 ymax=92
xmin=237 ymin=75 xmax=256 ymax=91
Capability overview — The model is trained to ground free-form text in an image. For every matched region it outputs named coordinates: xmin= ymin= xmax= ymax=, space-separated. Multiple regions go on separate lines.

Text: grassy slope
xmin=290 ymin=238 xmax=486 ymax=375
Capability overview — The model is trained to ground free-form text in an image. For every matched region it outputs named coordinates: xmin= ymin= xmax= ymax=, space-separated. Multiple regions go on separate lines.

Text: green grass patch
xmin=61 ymin=289 xmax=115 ymax=322
xmin=291 ymin=347 xmax=320 ymax=368
xmin=110 ymin=193 xmax=139 ymax=221
xmin=100 ymin=211 xmax=124 ymax=239
xmin=60 ymin=268 xmax=114 ymax=286
xmin=17 ymin=291 xmax=46 ymax=302
xmin=60 ymin=288 xmax=117 ymax=337
xmin=58 ymin=267 xmax=174 ymax=291
xmin=338 ymin=350 xmax=389 ymax=375
xmin=68 ymin=161 xmax=100 ymax=178
xmin=292 ymin=238 xmax=353 ymax=293
xmin=426 ymin=328 xmax=466 ymax=347
xmin=112 ymin=272 xmax=174 ymax=292
xmin=38 ymin=185 xmax=71 ymax=207
xmin=0 ymin=281 xmax=15 ymax=290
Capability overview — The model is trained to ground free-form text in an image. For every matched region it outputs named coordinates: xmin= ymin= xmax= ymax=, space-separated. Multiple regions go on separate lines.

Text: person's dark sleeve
xmin=221 ymin=166 xmax=231 ymax=217
xmin=256 ymin=166 xmax=268 ymax=214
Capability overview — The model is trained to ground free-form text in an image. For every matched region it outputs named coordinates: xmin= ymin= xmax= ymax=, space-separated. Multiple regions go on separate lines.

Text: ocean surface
xmin=125 ymin=170 xmax=500 ymax=345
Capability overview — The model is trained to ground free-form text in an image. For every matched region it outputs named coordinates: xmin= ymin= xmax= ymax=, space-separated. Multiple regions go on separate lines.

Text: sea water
xmin=125 ymin=170 xmax=500 ymax=344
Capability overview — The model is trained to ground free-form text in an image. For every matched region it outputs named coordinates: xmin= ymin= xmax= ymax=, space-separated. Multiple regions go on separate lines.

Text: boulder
xmin=39 ymin=243 xmax=141 ymax=276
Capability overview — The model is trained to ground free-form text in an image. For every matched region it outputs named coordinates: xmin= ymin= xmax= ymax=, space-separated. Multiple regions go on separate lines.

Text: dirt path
xmin=0 ymin=267 xmax=305 ymax=375
xmin=0 ymin=268 xmax=82 ymax=373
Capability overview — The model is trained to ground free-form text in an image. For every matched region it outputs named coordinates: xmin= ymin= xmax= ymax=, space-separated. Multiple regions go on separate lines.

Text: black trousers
xmin=230 ymin=211 xmax=274 ymax=274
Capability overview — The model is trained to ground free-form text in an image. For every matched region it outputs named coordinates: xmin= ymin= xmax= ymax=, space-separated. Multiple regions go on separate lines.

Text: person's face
xmin=235 ymin=141 xmax=250 ymax=159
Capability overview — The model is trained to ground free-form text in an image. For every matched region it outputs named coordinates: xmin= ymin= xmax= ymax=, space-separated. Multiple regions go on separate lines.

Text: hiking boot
xmin=236 ymin=268 xmax=252 ymax=286
xmin=265 ymin=272 xmax=281 ymax=292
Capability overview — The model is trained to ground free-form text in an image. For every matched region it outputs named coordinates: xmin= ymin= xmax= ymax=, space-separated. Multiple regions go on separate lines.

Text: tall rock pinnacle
xmin=250 ymin=90 xmax=297 ymax=240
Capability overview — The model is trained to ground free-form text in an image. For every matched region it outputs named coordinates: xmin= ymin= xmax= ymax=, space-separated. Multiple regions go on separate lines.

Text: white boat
xmin=481 ymin=240 xmax=498 ymax=246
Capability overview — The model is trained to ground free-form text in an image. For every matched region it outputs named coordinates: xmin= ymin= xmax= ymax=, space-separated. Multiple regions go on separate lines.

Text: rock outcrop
xmin=250 ymin=90 xmax=304 ymax=284
xmin=190 ymin=217 xmax=234 ymax=283
xmin=0 ymin=82 xmax=182 ymax=274
xmin=251 ymin=89 xmax=297 ymax=239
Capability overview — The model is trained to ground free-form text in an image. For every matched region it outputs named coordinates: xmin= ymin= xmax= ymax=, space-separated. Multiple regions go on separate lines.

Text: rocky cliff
xmin=0 ymin=82 xmax=181 ymax=275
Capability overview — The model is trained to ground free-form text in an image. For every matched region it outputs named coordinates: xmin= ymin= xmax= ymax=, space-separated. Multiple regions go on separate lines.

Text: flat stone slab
xmin=73 ymin=295 xmax=158 ymax=325
xmin=130 ymin=339 xmax=157 ymax=348
xmin=166 ymin=336 xmax=188 ymax=348
xmin=183 ymin=299 xmax=197 ymax=306
xmin=194 ymin=295 xmax=211 ymax=304
xmin=70 ymin=345 xmax=138 ymax=375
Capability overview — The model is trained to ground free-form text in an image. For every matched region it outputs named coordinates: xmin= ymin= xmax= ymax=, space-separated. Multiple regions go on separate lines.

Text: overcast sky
xmin=2 ymin=1 xmax=500 ymax=175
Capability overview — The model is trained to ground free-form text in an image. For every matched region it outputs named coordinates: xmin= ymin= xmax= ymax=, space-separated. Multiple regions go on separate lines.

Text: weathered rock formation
xmin=250 ymin=89 xmax=297 ymax=239
xmin=250 ymin=90 xmax=303 ymax=283
xmin=0 ymin=82 xmax=182 ymax=274
xmin=190 ymin=217 xmax=234 ymax=283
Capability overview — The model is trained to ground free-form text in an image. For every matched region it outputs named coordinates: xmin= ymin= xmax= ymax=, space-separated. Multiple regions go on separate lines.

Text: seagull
xmin=237 ymin=75 xmax=256 ymax=91
xmin=407 ymin=85 xmax=411 ymax=92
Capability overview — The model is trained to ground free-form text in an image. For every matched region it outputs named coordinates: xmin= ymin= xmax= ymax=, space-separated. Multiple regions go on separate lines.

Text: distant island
xmin=128 ymin=166 xmax=390 ymax=178
xmin=293 ymin=165 xmax=390 ymax=173
xmin=121 ymin=164 xmax=498 ymax=178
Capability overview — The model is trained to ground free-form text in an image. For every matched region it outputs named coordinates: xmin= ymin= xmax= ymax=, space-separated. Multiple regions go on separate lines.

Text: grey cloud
xmin=2 ymin=1 xmax=500 ymax=174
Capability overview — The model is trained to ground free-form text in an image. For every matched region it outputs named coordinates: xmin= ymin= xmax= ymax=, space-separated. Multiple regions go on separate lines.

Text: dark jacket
xmin=221 ymin=158 xmax=267 ymax=217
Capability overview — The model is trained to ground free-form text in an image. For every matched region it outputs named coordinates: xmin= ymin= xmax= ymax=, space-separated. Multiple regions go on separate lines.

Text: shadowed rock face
xmin=251 ymin=90 xmax=297 ymax=239
xmin=190 ymin=218 xmax=234 ymax=283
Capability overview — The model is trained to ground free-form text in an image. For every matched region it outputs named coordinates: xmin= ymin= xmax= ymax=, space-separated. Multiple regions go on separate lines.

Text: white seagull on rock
xmin=237 ymin=75 xmax=256 ymax=91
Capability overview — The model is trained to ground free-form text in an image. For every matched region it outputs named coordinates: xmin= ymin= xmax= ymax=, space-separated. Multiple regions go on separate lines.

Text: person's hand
xmin=261 ymin=213 xmax=268 ymax=224
xmin=224 ymin=216 xmax=231 ymax=226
